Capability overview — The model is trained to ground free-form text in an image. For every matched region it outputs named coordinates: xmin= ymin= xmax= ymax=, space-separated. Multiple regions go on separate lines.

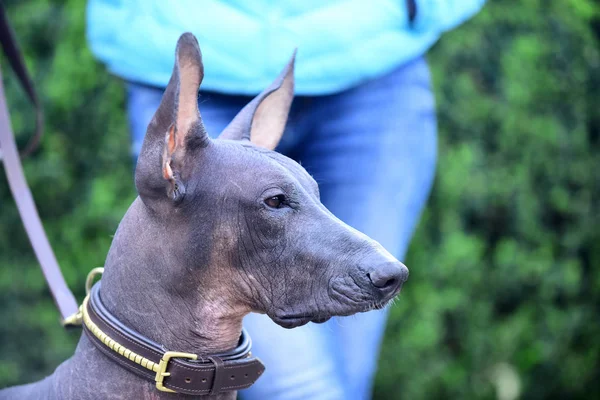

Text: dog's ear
xmin=135 ymin=33 xmax=209 ymax=205
xmin=218 ymin=51 xmax=296 ymax=150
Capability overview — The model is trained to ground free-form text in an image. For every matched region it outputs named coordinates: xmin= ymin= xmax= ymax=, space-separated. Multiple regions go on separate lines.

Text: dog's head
xmin=135 ymin=33 xmax=408 ymax=328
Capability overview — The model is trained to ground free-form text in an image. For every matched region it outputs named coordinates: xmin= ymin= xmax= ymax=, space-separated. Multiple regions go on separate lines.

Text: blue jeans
xmin=127 ymin=57 xmax=437 ymax=400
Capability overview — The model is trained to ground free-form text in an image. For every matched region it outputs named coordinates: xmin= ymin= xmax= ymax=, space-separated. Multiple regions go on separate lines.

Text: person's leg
xmin=296 ymin=57 xmax=438 ymax=400
xmin=241 ymin=313 xmax=346 ymax=400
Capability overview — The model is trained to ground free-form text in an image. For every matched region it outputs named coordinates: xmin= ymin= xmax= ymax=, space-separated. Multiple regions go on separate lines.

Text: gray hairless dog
xmin=0 ymin=33 xmax=408 ymax=400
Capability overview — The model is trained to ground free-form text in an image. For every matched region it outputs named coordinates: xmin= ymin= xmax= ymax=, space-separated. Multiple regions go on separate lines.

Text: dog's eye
xmin=265 ymin=195 xmax=286 ymax=209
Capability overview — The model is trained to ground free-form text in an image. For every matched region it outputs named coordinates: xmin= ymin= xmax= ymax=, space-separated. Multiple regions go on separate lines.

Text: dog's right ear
xmin=218 ymin=51 xmax=295 ymax=150
xmin=135 ymin=33 xmax=209 ymax=207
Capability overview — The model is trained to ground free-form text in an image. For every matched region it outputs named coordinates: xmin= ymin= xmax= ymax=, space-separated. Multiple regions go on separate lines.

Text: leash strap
xmin=0 ymin=3 xmax=79 ymax=323
xmin=0 ymin=3 xmax=43 ymax=158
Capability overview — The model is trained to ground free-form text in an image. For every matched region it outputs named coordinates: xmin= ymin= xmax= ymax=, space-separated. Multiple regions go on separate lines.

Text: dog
xmin=0 ymin=33 xmax=408 ymax=400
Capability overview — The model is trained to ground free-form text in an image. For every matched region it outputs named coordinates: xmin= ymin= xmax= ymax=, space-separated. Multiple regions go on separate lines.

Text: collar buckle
xmin=155 ymin=351 xmax=198 ymax=393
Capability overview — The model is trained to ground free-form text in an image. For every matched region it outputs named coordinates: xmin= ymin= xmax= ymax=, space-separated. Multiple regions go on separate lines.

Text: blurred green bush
xmin=0 ymin=0 xmax=598 ymax=399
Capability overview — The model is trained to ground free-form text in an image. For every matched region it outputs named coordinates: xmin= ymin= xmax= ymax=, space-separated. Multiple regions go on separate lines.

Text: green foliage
xmin=1 ymin=0 xmax=599 ymax=399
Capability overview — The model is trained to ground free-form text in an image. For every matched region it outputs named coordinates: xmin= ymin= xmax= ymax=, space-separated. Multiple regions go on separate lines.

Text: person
xmin=86 ymin=1 xmax=485 ymax=399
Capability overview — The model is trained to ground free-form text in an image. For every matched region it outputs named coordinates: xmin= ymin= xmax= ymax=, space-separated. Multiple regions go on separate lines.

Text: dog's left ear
xmin=136 ymin=33 xmax=209 ymax=205
xmin=218 ymin=51 xmax=296 ymax=150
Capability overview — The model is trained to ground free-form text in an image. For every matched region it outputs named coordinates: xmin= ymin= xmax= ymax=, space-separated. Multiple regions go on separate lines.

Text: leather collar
xmin=82 ymin=282 xmax=265 ymax=395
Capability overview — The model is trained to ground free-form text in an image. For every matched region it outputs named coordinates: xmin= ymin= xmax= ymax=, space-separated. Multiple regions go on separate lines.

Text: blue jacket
xmin=87 ymin=0 xmax=485 ymax=95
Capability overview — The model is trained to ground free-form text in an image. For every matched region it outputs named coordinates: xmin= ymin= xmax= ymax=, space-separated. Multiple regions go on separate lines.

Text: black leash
xmin=0 ymin=1 xmax=43 ymax=157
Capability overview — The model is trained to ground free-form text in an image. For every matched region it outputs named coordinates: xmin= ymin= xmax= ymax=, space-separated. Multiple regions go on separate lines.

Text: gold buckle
xmin=155 ymin=351 xmax=198 ymax=393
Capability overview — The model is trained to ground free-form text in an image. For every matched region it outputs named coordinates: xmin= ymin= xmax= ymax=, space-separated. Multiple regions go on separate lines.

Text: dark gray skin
xmin=0 ymin=33 xmax=408 ymax=400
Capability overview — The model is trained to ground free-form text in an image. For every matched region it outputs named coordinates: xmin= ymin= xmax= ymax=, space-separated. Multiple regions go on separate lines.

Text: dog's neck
xmin=66 ymin=198 xmax=246 ymax=399
xmin=102 ymin=197 xmax=245 ymax=355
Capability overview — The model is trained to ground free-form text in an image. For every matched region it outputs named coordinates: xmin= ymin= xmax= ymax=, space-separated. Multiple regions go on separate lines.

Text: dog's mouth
xmin=271 ymin=299 xmax=390 ymax=329
xmin=271 ymin=314 xmax=332 ymax=329
xmin=268 ymin=283 xmax=399 ymax=329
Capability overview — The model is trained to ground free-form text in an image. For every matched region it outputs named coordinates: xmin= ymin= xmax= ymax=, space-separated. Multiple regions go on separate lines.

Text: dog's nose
xmin=367 ymin=261 xmax=409 ymax=297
